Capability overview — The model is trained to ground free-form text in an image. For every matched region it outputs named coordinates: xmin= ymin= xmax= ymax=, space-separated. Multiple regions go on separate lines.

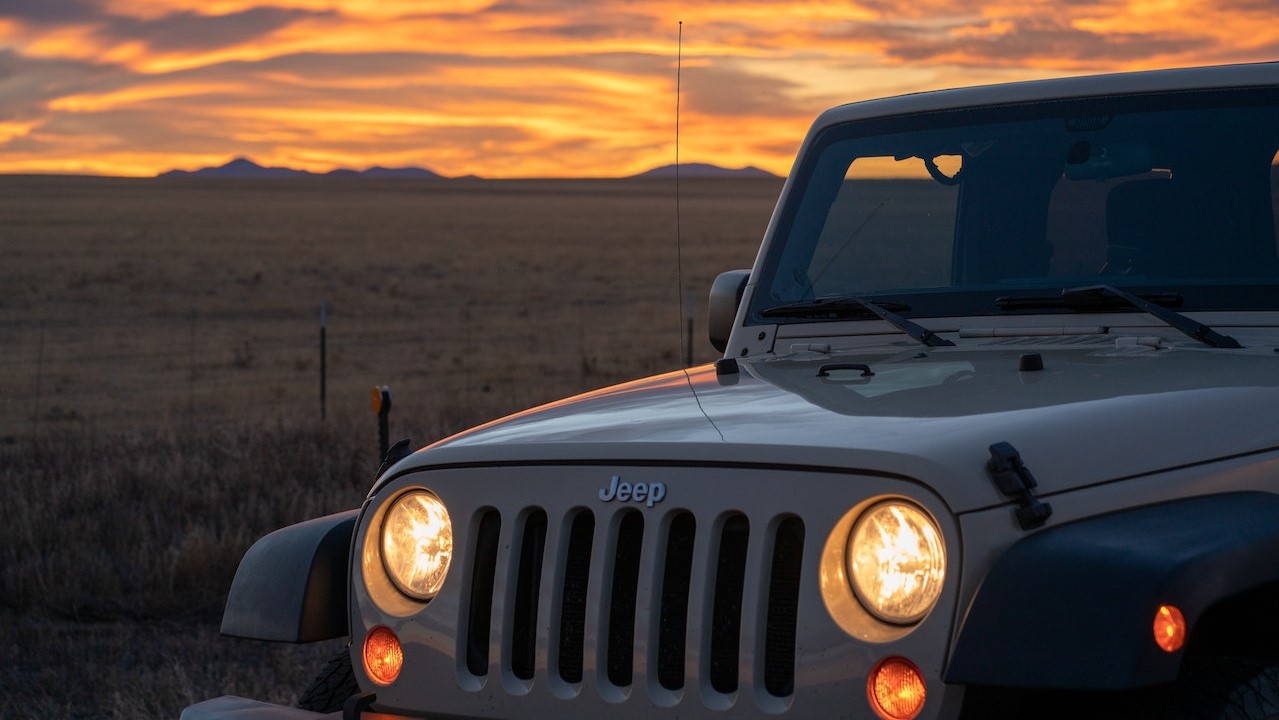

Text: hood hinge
xmin=986 ymin=442 xmax=1053 ymax=530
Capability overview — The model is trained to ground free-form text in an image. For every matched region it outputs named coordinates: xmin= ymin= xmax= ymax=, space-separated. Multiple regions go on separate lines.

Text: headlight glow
xmin=848 ymin=501 xmax=945 ymax=624
xmin=380 ymin=490 xmax=453 ymax=601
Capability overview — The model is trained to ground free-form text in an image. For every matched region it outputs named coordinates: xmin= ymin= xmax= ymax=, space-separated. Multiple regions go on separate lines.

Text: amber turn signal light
xmin=1154 ymin=604 xmax=1186 ymax=653
xmin=868 ymin=656 xmax=926 ymax=720
xmin=363 ymin=626 xmax=404 ymax=685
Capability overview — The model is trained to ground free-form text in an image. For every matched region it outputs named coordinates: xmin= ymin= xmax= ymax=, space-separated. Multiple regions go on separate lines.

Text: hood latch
xmin=986 ymin=442 xmax=1053 ymax=530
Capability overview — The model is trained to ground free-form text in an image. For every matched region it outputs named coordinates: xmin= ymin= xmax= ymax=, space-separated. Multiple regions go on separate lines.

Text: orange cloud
xmin=1 ymin=0 xmax=1275 ymax=178
xmin=48 ymin=81 xmax=247 ymax=112
xmin=0 ymin=121 xmax=37 ymax=144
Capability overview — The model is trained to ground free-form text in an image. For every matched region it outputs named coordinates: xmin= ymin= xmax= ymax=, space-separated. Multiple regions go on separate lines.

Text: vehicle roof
xmin=815 ymin=61 xmax=1279 ymax=127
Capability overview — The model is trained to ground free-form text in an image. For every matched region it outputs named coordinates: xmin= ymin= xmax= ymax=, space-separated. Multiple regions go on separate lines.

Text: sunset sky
xmin=2 ymin=1 xmax=1277 ymax=178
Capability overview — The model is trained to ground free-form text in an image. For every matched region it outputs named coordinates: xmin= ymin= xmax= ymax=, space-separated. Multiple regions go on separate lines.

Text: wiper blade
xmin=996 ymin=291 xmax=1182 ymax=311
xmin=761 ymin=295 xmax=954 ymax=347
xmin=1061 ymin=285 xmax=1242 ymax=349
xmin=761 ymin=297 xmax=911 ymax=318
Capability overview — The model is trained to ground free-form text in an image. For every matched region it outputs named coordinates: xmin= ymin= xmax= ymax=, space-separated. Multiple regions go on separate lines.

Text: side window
xmin=805 ymin=156 xmax=959 ymax=296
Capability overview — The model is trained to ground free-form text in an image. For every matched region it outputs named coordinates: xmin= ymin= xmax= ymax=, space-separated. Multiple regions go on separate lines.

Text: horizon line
xmin=0 ymin=159 xmax=785 ymax=182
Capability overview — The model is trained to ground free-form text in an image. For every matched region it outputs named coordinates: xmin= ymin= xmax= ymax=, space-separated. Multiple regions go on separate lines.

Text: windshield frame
xmin=746 ymin=86 xmax=1279 ymax=326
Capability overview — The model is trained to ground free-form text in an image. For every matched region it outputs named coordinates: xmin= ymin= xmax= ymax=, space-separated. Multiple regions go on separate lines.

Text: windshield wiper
xmin=762 ymin=297 xmax=910 ymax=318
xmin=1060 ymin=285 xmax=1242 ymax=349
xmin=762 ymin=295 xmax=954 ymax=347
xmin=996 ymin=291 xmax=1182 ymax=311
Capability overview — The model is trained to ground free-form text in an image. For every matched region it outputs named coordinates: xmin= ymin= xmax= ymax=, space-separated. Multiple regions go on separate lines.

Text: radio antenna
xmin=674 ymin=20 xmax=687 ymax=368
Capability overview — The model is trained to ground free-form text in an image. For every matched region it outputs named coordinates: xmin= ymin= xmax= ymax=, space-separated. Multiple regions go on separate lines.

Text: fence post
xmin=189 ymin=307 xmax=196 ymax=425
xmin=371 ymin=385 xmax=391 ymax=460
xmin=319 ymin=302 xmax=328 ymax=421
xmin=33 ymin=321 xmax=44 ymax=437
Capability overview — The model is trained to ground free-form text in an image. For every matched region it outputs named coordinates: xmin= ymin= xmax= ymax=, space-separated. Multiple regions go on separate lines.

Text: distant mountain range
xmin=630 ymin=163 xmax=779 ymax=179
xmin=158 ymin=157 xmax=443 ymax=179
xmin=155 ymin=157 xmax=779 ymax=180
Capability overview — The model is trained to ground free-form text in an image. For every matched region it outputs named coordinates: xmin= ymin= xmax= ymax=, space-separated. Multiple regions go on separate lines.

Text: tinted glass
xmin=750 ymin=88 xmax=1279 ymax=322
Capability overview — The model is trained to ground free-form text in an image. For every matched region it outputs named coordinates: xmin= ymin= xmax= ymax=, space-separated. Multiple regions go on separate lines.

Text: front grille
xmin=462 ymin=504 xmax=804 ymax=701
xmin=709 ymin=514 xmax=750 ymax=694
xmin=606 ymin=511 xmax=645 ymax=686
xmin=764 ymin=517 xmax=805 ymax=697
xmin=509 ymin=510 xmax=547 ymax=681
xmin=656 ymin=512 xmax=696 ymax=690
xmin=464 ymin=509 xmax=501 ymax=676
xmin=557 ymin=510 xmax=594 ymax=684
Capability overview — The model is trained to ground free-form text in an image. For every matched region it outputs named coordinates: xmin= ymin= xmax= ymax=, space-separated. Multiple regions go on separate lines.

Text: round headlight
xmin=848 ymin=501 xmax=945 ymax=624
xmin=380 ymin=490 xmax=453 ymax=601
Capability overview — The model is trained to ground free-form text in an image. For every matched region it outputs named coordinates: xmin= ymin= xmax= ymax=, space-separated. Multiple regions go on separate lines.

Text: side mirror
xmin=708 ymin=269 xmax=751 ymax=353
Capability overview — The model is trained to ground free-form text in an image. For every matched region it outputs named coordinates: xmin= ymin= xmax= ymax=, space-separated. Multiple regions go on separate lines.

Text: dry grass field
xmin=0 ymin=175 xmax=777 ymax=439
xmin=0 ymin=174 xmax=782 ymax=717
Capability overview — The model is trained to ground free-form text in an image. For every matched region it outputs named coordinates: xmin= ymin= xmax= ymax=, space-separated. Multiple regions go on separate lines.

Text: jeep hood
xmin=410 ymin=345 xmax=1279 ymax=513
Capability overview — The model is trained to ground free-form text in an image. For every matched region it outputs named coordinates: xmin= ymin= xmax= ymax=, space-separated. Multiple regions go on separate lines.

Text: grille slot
xmin=465 ymin=509 xmax=501 ymax=676
xmin=557 ymin=510 xmax=595 ymax=684
xmin=709 ymin=514 xmax=750 ymax=695
xmin=764 ymin=517 xmax=805 ymax=697
xmin=656 ymin=512 xmax=696 ymax=691
xmin=510 ymin=510 xmax=547 ymax=681
xmin=606 ymin=511 xmax=645 ymax=687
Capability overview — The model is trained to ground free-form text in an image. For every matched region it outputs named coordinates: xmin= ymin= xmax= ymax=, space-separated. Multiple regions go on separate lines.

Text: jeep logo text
xmin=598 ymin=475 xmax=666 ymax=508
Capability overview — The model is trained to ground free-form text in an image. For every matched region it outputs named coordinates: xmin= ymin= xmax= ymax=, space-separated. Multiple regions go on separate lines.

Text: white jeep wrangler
xmin=184 ymin=61 xmax=1279 ymax=720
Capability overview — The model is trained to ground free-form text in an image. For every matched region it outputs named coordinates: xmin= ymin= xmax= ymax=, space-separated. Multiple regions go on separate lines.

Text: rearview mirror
xmin=1064 ymin=141 xmax=1152 ymax=180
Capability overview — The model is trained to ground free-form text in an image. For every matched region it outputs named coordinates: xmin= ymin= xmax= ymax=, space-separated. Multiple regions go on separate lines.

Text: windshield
xmin=749 ymin=87 xmax=1279 ymax=323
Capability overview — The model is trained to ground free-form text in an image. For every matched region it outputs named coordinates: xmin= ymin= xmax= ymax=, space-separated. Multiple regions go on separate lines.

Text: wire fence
xmin=0 ymin=176 xmax=778 ymax=444
xmin=0 ymin=294 xmax=702 ymax=444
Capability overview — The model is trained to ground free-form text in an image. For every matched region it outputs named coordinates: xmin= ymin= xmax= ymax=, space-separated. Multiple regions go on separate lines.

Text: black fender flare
xmin=945 ymin=492 xmax=1279 ymax=689
xmin=221 ymin=509 xmax=359 ymax=643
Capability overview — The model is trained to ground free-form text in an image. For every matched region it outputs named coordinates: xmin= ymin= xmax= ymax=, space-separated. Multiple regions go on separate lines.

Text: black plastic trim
xmin=946 ymin=492 xmax=1279 ymax=689
xmin=221 ymin=509 xmax=358 ymax=643
xmin=343 ymin=692 xmax=376 ymax=720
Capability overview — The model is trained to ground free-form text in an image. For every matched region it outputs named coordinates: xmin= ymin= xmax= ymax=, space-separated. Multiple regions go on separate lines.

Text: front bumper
xmin=181 ymin=694 xmax=405 ymax=720
xmin=180 ymin=696 xmax=338 ymax=720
